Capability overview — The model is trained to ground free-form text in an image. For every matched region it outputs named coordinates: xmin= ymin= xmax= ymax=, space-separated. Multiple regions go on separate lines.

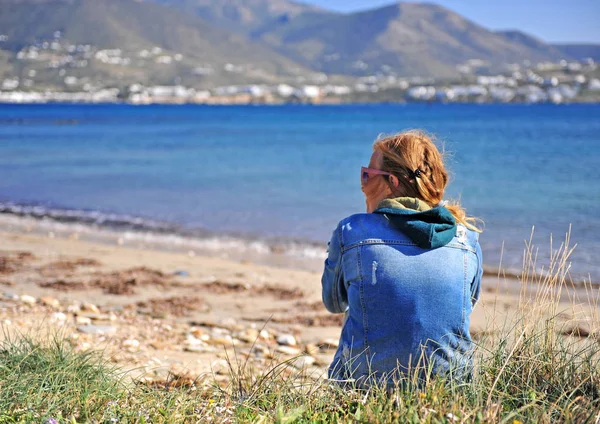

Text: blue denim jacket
xmin=322 ymin=200 xmax=482 ymax=387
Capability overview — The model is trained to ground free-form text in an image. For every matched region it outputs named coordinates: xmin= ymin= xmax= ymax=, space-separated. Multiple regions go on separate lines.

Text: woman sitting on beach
xmin=322 ymin=130 xmax=482 ymax=388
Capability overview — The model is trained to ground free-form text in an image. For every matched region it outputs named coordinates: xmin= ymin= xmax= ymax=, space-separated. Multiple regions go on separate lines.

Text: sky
xmin=305 ymin=0 xmax=600 ymax=43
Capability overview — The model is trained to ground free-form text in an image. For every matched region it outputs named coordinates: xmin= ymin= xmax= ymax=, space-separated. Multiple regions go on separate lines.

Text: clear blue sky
xmin=304 ymin=0 xmax=600 ymax=43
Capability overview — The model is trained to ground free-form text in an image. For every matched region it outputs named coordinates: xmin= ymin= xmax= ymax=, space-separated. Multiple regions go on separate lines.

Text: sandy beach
xmin=1 ymin=215 xmax=598 ymax=389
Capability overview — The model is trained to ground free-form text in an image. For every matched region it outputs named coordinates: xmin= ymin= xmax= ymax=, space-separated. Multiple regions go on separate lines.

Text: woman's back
xmin=323 ymin=201 xmax=482 ymax=387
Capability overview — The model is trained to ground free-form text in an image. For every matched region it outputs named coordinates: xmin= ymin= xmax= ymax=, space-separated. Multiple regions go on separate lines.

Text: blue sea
xmin=1 ymin=103 xmax=599 ymax=281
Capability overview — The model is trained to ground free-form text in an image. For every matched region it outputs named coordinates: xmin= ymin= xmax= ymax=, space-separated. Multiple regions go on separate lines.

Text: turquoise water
xmin=1 ymin=103 xmax=599 ymax=280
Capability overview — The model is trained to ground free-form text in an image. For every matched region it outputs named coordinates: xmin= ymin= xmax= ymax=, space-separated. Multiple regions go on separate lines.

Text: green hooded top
xmin=374 ymin=197 xmax=457 ymax=249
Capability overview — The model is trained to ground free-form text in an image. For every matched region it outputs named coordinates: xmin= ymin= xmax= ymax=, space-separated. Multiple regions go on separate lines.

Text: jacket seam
xmin=462 ymin=250 xmax=467 ymax=330
xmin=357 ymin=246 xmax=370 ymax=358
xmin=472 ymin=244 xmax=482 ymax=306
xmin=332 ymin=225 xmax=343 ymax=312
xmin=341 ymin=240 xmax=476 ymax=254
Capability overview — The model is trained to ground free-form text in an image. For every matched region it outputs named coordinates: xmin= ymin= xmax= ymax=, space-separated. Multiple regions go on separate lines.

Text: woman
xmin=322 ymin=130 xmax=482 ymax=389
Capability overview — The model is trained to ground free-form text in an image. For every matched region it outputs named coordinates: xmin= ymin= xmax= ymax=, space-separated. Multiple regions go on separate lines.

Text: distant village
xmin=1 ymin=32 xmax=599 ymax=105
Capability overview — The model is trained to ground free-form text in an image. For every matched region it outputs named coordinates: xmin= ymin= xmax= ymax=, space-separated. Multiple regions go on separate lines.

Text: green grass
xmin=1 ymin=234 xmax=599 ymax=423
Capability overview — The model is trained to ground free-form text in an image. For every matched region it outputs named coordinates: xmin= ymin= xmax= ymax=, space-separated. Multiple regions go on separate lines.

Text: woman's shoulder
xmin=333 ymin=213 xmax=408 ymax=246
xmin=335 ymin=212 xmax=388 ymax=230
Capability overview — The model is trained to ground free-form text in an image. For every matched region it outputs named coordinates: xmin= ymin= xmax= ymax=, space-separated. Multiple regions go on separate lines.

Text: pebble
xmin=318 ymin=338 xmax=339 ymax=350
xmin=276 ymin=334 xmax=297 ymax=346
xmin=2 ymin=292 xmax=19 ymax=301
xmin=40 ymin=296 xmax=60 ymax=308
xmin=190 ymin=328 xmax=204 ymax=339
xmin=77 ymin=325 xmax=116 ymax=335
xmin=211 ymin=359 xmax=230 ymax=375
xmin=168 ymin=364 xmax=208 ymax=382
xmin=220 ymin=318 xmax=240 ymax=330
xmin=50 ymin=312 xmax=67 ymax=322
xmin=122 ymin=339 xmax=140 ymax=352
xmin=249 ymin=344 xmax=273 ymax=359
xmin=237 ymin=328 xmax=259 ymax=343
xmin=75 ymin=316 xmax=92 ymax=325
xmin=211 ymin=327 xmax=231 ymax=337
xmin=150 ymin=341 xmax=175 ymax=350
xmin=147 ymin=357 xmax=162 ymax=366
xmin=305 ymin=343 xmax=319 ymax=354
xmin=20 ymin=295 xmax=36 ymax=305
xmin=210 ymin=336 xmax=234 ymax=347
xmin=291 ymin=355 xmax=316 ymax=369
xmin=313 ymin=355 xmax=331 ymax=367
xmin=192 ymin=319 xmax=223 ymax=329
xmin=185 ymin=345 xmax=216 ymax=353
xmin=75 ymin=342 xmax=92 ymax=352
xmin=81 ymin=303 xmax=100 ymax=313
xmin=80 ymin=313 xmax=113 ymax=322
xmin=276 ymin=345 xmax=302 ymax=356
xmin=185 ymin=334 xmax=205 ymax=347
xmin=67 ymin=304 xmax=81 ymax=313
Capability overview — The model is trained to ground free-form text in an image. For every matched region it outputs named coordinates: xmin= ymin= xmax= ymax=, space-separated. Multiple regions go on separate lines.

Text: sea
xmin=1 ymin=103 xmax=599 ymax=282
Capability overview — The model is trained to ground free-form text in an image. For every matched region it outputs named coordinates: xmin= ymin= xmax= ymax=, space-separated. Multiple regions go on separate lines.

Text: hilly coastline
xmin=0 ymin=0 xmax=599 ymax=102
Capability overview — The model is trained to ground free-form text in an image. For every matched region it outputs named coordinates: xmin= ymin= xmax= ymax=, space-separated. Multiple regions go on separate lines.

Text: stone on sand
xmin=276 ymin=334 xmax=297 ymax=346
xmin=81 ymin=303 xmax=100 ymax=313
xmin=20 ymin=295 xmax=36 ymax=305
xmin=276 ymin=345 xmax=302 ymax=356
xmin=75 ymin=316 xmax=92 ymax=325
xmin=122 ymin=339 xmax=140 ymax=352
xmin=291 ymin=355 xmax=316 ymax=369
xmin=40 ymin=296 xmax=60 ymax=308
xmin=77 ymin=325 xmax=116 ymax=335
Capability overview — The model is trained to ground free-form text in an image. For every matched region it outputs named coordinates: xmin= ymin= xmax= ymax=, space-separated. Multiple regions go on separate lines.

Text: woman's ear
xmin=388 ymin=174 xmax=399 ymax=189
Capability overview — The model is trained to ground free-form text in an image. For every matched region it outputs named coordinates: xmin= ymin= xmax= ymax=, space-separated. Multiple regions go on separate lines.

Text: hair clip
xmin=411 ymin=168 xmax=422 ymax=179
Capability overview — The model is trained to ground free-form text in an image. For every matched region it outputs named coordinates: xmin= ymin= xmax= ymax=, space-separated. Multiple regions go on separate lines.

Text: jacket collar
xmin=373 ymin=197 xmax=457 ymax=249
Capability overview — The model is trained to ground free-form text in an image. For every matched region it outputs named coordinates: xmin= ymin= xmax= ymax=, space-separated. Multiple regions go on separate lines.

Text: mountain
xmin=0 ymin=0 xmax=310 ymax=86
xmin=148 ymin=0 xmax=330 ymax=34
xmin=252 ymin=2 xmax=572 ymax=76
xmin=495 ymin=30 xmax=568 ymax=59
xmin=0 ymin=0 xmax=584 ymax=86
xmin=551 ymin=44 xmax=600 ymax=61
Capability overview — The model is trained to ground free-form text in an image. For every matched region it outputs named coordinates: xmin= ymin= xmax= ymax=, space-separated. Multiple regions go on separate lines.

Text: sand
xmin=1 ymin=220 xmax=598 ymax=387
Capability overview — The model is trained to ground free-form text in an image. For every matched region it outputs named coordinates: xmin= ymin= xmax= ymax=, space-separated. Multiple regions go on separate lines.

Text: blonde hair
xmin=373 ymin=130 xmax=482 ymax=232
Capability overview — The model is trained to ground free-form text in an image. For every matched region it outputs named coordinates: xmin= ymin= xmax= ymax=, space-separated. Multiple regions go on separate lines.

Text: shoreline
xmin=0 ymin=209 xmax=328 ymax=274
xmin=0 ymin=207 xmax=552 ymax=284
xmin=1 ymin=207 xmax=596 ymax=287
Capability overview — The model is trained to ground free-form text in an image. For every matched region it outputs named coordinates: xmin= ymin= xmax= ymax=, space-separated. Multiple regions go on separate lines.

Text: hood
xmin=374 ymin=197 xmax=457 ymax=249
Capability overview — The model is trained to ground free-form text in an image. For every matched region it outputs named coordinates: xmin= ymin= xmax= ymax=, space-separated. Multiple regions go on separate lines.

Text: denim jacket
xmin=321 ymin=198 xmax=482 ymax=387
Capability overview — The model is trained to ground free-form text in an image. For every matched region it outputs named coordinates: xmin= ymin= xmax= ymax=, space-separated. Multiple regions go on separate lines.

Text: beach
xmin=2 ymin=213 xmax=598 ymax=390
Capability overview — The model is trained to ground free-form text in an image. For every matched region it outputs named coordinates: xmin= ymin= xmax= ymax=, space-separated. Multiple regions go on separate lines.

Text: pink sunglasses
xmin=361 ymin=166 xmax=392 ymax=185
